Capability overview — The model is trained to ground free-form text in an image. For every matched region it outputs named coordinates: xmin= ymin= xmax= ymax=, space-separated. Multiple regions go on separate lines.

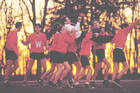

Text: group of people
xmin=0 ymin=14 xmax=139 ymax=88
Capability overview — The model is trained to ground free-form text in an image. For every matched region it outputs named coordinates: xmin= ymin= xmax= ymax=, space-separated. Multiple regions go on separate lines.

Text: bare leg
xmin=112 ymin=62 xmax=119 ymax=81
xmin=74 ymin=68 xmax=86 ymax=83
xmin=117 ymin=62 xmax=129 ymax=79
xmin=11 ymin=59 xmax=18 ymax=75
xmin=40 ymin=58 xmax=47 ymax=75
xmin=92 ymin=62 xmax=102 ymax=81
xmin=24 ymin=58 xmax=35 ymax=81
xmin=86 ymin=66 xmax=92 ymax=83
xmin=60 ymin=62 xmax=71 ymax=80
xmin=41 ymin=63 xmax=55 ymax=80
xmin=4 ymin=59 xmax=13 ymax=83
xmin=52 ymin=64 xmax=63 ymax=84
xmin=103 ymin=58 xmax=110 ymax=80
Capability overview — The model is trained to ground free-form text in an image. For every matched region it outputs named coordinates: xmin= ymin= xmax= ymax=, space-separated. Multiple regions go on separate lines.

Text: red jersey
xmin=50 ymin=32 xmax=75 ymax=53
xmin=25 ymin=33 xmax=47 ymax=53
xmin=80 ymin=32 xmax=95 ymax=56
xmin=67 ymin=41 xmax=79 ymax=53
xmin=112 ymin=21 xmax=139 ymax=48
xmin=6 ymin=30 xmax=18 ymax=55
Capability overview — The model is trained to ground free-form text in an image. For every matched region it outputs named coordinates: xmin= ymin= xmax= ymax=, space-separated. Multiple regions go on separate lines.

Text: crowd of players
xmin=0 ymin=14 xmax=139 ymax=89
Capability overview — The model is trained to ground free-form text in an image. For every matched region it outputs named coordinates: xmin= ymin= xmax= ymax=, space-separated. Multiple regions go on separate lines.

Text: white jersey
xmin=64 ymin=22 xmax=82 ymax=39
xmin=64 ymin=24 xmax=74 ymax=33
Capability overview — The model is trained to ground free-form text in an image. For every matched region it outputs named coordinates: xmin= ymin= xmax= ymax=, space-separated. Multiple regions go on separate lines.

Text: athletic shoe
xmin=3 ymin=80 xmax=10 ymax=87
xmin=73 ymin=82 xmax=81 ymax=88
xmin=89 ymin=81 xmax=95 ymax=89
xmin=38 ymin=79 xmax=44 ymax=86
xmin=57 ymin=79 xmax=62 ymax=88
xmin=112 ymin=79 xmax=123 ymax=88
xmin=23 ymin=81 xmax=27 ymax=86
xmin=47 ymin=81 xmax=57 ymax=88
xmin=103 ymin=80 xmax=110 ymax=86
xmin=83 ymin=83 xmax=90 ymax=88
xmin=68 ymin=79 xmax=74 ymax=88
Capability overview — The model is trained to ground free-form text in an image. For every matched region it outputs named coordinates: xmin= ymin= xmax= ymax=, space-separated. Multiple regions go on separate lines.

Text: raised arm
xmin=125 ymin=19 xmax=139 ymax=32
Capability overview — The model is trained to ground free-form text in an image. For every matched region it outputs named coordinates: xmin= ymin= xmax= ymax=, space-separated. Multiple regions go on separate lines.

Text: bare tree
xmin=0 ymin=0 xmax=5 ymax=10
xmin=21 ymin=0 xmax=50 ymax=32
xmin=41 ymin=0 xmax=49 ymax=32
xmin=21 ymin=0 xmax=36 ymax=27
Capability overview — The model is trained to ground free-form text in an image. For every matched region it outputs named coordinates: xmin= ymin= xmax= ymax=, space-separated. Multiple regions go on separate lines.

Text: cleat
xmin=47 ymin=81 xmax=57 ymax=88
xmin=3 ymin=80 xmax=10 ymax=87
xmin=38 ymin=79 xmax=44 ymax=86
xmin=68 ymin=80 xmax=74 ymax=88
xmin=83 ymin=83 xmax=90 ymax=88
xmin=103 ymin=80 xmax=110 ymax=87
xmin=23 ymin=81 xmax=27 ymax=86
xmin=57 ymin=80 xmax=62 ymax=88
xmin=89 ymin=81 xmax=95 ymax=89
xmin=73 ymin=84 xmax=81 ymax=88
xmin=112 ymin=79 xmax=123 ymax=88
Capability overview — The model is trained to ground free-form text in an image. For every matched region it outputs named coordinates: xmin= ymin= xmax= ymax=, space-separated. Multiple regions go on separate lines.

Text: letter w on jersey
xmin=35 ymin=41 xmax=42 ymax=48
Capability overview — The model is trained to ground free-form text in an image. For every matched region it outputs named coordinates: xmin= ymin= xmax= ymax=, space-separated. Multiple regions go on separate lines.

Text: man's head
xmin=101 ymin=27 xmax=105 ymax=32
xmin=35 ymin=24 xmax=41 ymax=34
xmin=64 ymin=16 xmax=71 ymax=24
xmin=15 ymin=22 xmax=22 ymax=31
xmin=77 ymin=16 xmax=82 ymax=23
xmin=92 ymin=20 xmax=100 ymax=29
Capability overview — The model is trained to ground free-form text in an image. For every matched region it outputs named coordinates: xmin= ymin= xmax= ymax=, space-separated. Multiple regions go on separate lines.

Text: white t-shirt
xmin=64 ymin=24 xmax=74 ymax=33
xmin=64 ymin=22 xmax=82 ymax=39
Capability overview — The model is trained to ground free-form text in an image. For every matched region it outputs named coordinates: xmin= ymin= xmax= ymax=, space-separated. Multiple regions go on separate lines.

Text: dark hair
xmin=120 ymin=23 xmax=128 ymax=29
xmin=51 ymin=23 xmax=62 ymax=34
xmin=91 ymin=20 xmax=100 ymax=25
xmin=59 ymin=16 xmax=66 ymax=25
xmin=35 ymin=24 xmax=41 ymax=28
xmin=15 ymin=22 xmax=22 ymax=28
xmin=100 ymin=27 xmax=104 ymax=29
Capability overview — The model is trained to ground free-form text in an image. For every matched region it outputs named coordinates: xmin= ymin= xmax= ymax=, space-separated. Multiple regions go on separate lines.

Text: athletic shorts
xmin=5 ymin=48 xmax=18 ymax=60
xmin=30 ymin=52 xmax=45 ymax=60
xmin=95 ymin=49 xmax=105 ymax=62
xmin=66 ymin=51 xmax=78 ymax=65
xmin=80 ymin=55 xmax=90 ymax=68
xmin=113 ymin=48 xmax=126 ymax=63
xmin=50 ymin=51 xmax=66 ymax=63
xmin=45 ymin=53 xmax=50 ymax=59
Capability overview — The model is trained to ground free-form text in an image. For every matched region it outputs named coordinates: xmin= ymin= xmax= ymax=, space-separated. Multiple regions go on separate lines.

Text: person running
xmin=59 ymin=16 xmax=82 ymax=84
xmin=111 ymin=19 xmax=139 ymax=87
xmin=43 ymin=17 xmax=76 ymax=87
xmin=40 ymin=23 xmax=63 ymax=85
xmin=90 ymin=26 xmax=111 ymax=88
xmin=21 ymin=24 xmax=47 ymax=85
xmin=4 ymin=22 xmax=22 ymax=85
xmin=73 ymin=25 xmax=95 ymax=88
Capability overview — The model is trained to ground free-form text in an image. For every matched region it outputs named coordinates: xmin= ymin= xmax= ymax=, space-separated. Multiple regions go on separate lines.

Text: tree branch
xmin=29 ymin=0 xmax=32 ymax=4
xmin=32 ymin=0 xmax=36 ymax=26
xmin=0 ymin=0 xmax=4 ymax=10
xmin=41 ymin=0 xmax=49 ymax=32
xmin=19 ymin=0 xmax=28 ymax=37
xmin=21 ymin=0 xmax=33 ymax=22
